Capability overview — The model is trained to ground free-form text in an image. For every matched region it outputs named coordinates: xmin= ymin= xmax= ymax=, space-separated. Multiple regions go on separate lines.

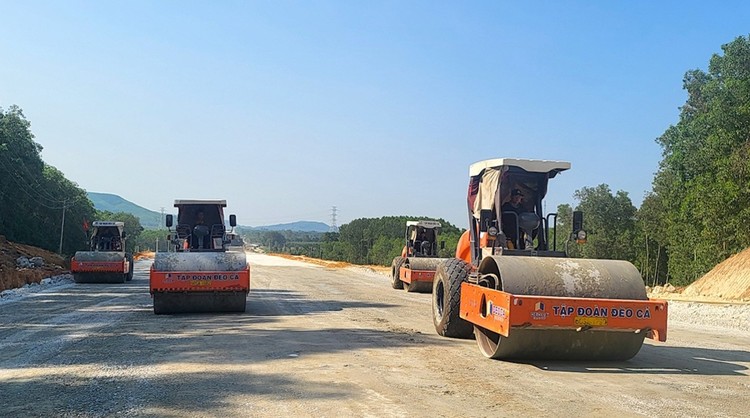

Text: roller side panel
xmin=460 ymin=283 xmax=668 ymax=339
xmin=150 ymin=267 xmax=250 ymax=293
xmin=460 ymin=283 xmax=667 ymax=360
xmin=399 ymin=267 xmax=435 ymax=284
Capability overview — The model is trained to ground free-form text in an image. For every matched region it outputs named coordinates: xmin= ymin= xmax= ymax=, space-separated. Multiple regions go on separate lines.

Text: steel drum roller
xmin=474 ymin=255 xmax=648 ymax=360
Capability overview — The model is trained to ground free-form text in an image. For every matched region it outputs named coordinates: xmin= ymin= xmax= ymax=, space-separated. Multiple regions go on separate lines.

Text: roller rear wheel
xmin=391 ymin=257 xmax=405 ymax=290
xmin=432 ymin=258 xmax=473 ymax=339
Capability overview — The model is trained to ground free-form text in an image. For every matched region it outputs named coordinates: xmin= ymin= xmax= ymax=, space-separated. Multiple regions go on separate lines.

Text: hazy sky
xmin=2 ymin=1 xmax=749 ymax=227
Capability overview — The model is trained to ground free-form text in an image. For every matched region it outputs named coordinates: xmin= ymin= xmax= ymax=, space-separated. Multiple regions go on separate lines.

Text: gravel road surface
xmin=1 ymin=253 xmax=748 ymax=417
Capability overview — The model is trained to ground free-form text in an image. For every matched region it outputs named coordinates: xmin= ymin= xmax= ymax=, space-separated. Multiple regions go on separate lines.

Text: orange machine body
xmin=71 ymin=258 xmax=129 ymax=274
xmin=459 ymin=282 xmax=668 ymax=342
xmin=399 ymin=266 xmax=435 ymax=284
xmin=150 ymin=265 xmax=250 ymax=293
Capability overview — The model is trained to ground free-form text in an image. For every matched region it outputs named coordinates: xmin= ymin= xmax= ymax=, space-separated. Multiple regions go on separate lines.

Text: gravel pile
xmin=0 ymin=273 xmax=74 ymax=306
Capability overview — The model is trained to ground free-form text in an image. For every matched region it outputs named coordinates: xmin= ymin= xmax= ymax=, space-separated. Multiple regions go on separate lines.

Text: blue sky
xmin=2 ymin=1 xmax=749 ymax=227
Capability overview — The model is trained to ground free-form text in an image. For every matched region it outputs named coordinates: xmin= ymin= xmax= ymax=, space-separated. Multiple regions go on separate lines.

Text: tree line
xmin=247 ymin=216 xmax=464 ymax=266
xmin=0 ymin=106 xmax=145 ymax=256
xmin=555 ymin=36 xmax=750 ymax=286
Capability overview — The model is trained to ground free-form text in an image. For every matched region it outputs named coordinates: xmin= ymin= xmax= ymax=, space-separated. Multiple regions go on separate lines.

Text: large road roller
xmin=432 ymin=158 xmax=667 ymax=360
xmin=391 ymin=220 xmax=446 ymax=293
xmin=71 ymin=221 xmax=133 ymax=283
xmin=149 ymin=200 xmax=250 ymax=314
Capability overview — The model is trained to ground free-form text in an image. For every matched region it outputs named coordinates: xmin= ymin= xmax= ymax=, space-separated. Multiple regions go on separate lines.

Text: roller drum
xmin=153 ymin=292 xmax=247 ymax=314
xmin=476 ymin=256 xmax=648 ymax=360
xmin=73 ymin=272 xmax=126 ymax=284
xmin=475 ymin=327 xmax=646 ymax=361
xmin=74 ymin=251 xmax=126 ymax=262
xmin=404 ymin=257 xmax=445 ymax=293
xmin=151 ymin=250 xmax=248 ymax=314
xmin=72 ymin=251 xmax=127 ymax=283
xmin=404 ymin=257 xmax=444 ymax=271
xmin=152 ymin=251 xmax=248 ymax=272
xmin=479 ymin=256 xmax=647 ymax=300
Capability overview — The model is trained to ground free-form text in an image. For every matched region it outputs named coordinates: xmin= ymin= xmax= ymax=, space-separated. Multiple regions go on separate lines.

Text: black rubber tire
xmin=391 ymin=256 xmax=405 ymax=289
xmin=125 ymin=253 xmax=134 ymax=281
xmin=432 ymin=258 xmax=474 ymax=339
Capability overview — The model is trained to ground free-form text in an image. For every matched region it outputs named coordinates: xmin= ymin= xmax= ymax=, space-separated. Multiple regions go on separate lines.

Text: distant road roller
xmin=391 ymin=220 xmax=446 ymax=293
xmin=432 ymin=158 xmax=667 ymax=360
xmin=149 ymin=200 xmax=249 ymax=314
xmin=71 ymin=221 xmax=133 ymax=283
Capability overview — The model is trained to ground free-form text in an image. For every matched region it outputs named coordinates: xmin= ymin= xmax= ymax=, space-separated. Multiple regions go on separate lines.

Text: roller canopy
xmin=469 ymin=158 xmax=570 ymax=220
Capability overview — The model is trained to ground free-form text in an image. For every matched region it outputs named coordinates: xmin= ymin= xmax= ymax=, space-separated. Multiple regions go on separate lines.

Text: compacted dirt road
xmin=1 ymin=253 xmax=749 ymax=417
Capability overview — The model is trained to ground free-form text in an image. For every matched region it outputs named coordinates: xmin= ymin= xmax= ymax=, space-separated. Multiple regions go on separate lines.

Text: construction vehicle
xmin=225 ymin=230 xmax=245 ymax=250
xmin=149 ymin=200 xmax=250 ymax=314
xmin=390 ymin=220 xmax=445 ymax=292
xmin=432 ymin=158 xmax=668 ymax=360
xmin=71 ymin=221 xmax=134 ymax=283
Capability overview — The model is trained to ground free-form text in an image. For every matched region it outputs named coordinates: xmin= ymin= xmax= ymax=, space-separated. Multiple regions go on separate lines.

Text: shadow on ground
xmin=513 ymin=342 xmax=750 ymax=376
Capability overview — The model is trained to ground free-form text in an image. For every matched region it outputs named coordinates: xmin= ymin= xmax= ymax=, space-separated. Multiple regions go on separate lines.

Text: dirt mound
xmin=0 ymin=235 xmax=67 ymax=292
xmin=683 ymin=246 xmax=750 ymax=301
xmin=134 ymin=251 xmax=155 ymax=260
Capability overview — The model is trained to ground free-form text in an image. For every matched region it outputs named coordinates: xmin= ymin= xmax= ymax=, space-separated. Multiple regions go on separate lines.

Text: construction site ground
xmin=1 ymin=253 xmax=749 ymax=417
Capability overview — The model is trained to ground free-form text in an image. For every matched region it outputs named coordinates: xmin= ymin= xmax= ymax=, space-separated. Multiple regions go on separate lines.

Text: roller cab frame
xmin=149 ymin=200 xmax=250 ymax=314
xmin=437 ymin=158 xmax=668 ymax=360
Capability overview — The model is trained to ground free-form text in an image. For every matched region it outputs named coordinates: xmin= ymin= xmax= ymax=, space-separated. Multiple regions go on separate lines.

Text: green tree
xmin=262 ymin=231 xmax=287 ymax=251
xmin=337 ymin=216 xmax=464 ymax=265
xmin=0 ymin=106 xmax=96 ymax=255
xmin=552 ymin=203 xmax=574 ymax=254
xmin=573 ymin=184 xmax=637 ymax=262
xmin=633 ymin=192 xmax=670 ymax=286
xmin=368 ymin=236 xmax=403 ymax=266
xmin=135 ymin=229 xmax=170 ymax=252
xmin=652 ymin=35 xmax=750 ymax=284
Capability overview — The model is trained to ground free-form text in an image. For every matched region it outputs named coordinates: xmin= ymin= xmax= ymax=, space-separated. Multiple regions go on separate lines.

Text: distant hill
xmin=88 ymin=192 xmax=329 ymax=232
xmin=87 ymin=192 xmax=164 ymax=229
xmin=250 ymin=221 xmax=330 ymax=232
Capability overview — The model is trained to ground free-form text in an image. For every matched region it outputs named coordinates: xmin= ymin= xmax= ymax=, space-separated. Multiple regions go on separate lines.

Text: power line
xmin=0 ymin=141 xmax=69 ymax=203
xmin=0 ymin=157 xmax=87 ymax=213
xmin=0 ymin=157 xmax=67 ymax=209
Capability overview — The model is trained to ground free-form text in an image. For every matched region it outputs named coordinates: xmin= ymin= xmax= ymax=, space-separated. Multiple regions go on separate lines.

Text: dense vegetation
xmin=559 ymin=36 xmax=750 ymax=286
xmin=646 ymin=35 xmax=750 ymax=284
xmin=0 ymin=106 xmax=95 ymax=255
xmin=247 ymin=216 xmax=464 ymax=266
xmin=0 ymin=106 xmax=146 ymax=255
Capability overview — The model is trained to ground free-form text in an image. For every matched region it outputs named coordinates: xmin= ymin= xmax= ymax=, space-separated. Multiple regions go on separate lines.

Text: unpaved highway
xmin=1 ymin=253 xmax=749 ymax=417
